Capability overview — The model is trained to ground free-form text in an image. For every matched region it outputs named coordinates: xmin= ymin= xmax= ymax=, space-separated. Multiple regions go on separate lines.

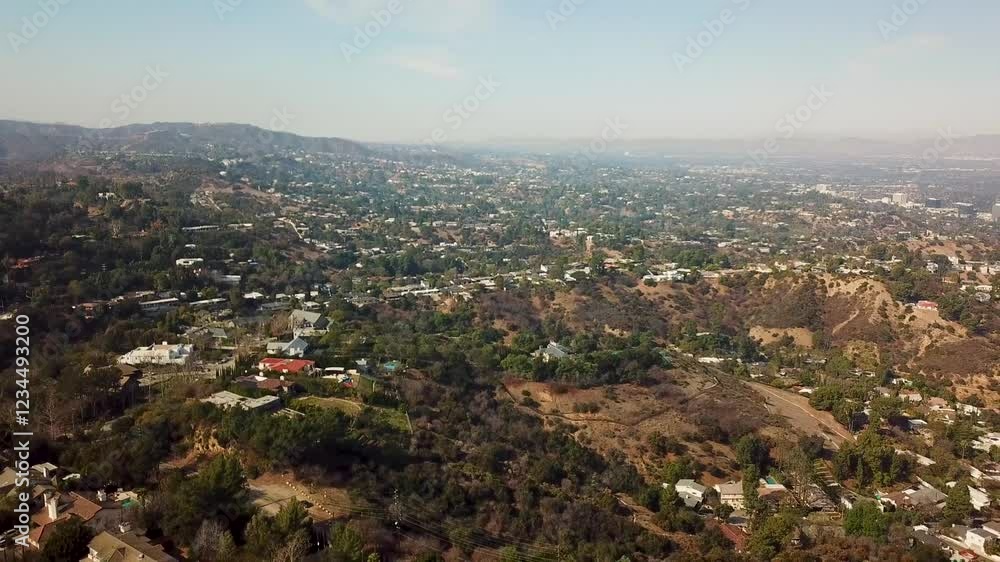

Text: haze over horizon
xmin=3 ymin=0 xmax=999 ymax=144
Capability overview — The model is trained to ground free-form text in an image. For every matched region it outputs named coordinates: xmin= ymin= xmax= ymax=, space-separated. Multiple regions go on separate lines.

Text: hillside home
xmin=266 ymin=336 xmax=309 ymax=358
xmin=118 ymin=343 xmax=193 ymax=366
xmin=202 ymin=391 xmax=281 ymax=412
xmin=965 ymin=528 xmax=993 ymax=554
xmin=715 ymin=481 xmax=745 ymax=510
xmin=667 ymin=479 xmax=707 ymax=508
xmin=533 ymin=342 xmax=571 ymax=362
xmin=84 ymin=531 xmax=178 ymax=562
xmin=288 ymin=309 xmax=328 ymax=335
xmin=258 ymin=358 xmax=315 ymax=376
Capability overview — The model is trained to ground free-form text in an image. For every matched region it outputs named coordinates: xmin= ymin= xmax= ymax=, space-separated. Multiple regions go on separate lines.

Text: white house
xmin=969 ymin=485 xmax=992 ymax=511
xmin=973 ymin=433 xmax=1000 ymax=453
xmin=965 ymin=528 xmax=993 ymax=553
xmin=266 ymin=337 xmax=309 ymax=358
xmin=533 ymin=342 xmax=571 ymax=362
xmin=669 ymin=479 xmax=707 ymax=508
xmin=715 ymin=481 xmax=745 ymax=510
xmin=119 ymin=343 xmax=193 ymax=366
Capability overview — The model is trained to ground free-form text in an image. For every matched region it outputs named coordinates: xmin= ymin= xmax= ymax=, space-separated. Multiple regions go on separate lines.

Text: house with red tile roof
xmin=258 ymin=358 xmax=315 ymax=375
xmin=28 ymin=492 xmax=103 ymax=549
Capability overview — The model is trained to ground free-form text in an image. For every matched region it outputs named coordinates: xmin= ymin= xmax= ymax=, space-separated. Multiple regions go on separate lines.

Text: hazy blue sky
xmin=2 ymin=0 xmax=998 ymax=143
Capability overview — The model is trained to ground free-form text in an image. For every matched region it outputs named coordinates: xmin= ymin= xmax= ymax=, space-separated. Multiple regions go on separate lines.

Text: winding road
xmin=746 ymin=381 xmax=854 ymax=448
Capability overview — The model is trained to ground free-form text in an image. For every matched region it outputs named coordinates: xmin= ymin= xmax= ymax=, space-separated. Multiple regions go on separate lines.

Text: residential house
xmin=84 ymin=531 xmax=178 ymax=562
xmin=266 ymin=337 xmax=309 ymax=358
xmin=967 ymin=485 xmax=991 ymax=511
xmin=916 ymin=300 xmax=939 ymax=311
xmin=973 ymin=433 xmax=1000 ymax=453
xmin=202 ymin=391 xmax=281 ymax=413
xmin=965 ymin=528 xmax=994 ymax=554
xmin=669 ymin=479 xmax=707 ymax=508
xmin=138 ymin=298 xmax=180 ymax=314
xmin=982 ymin=521 xmax=1000 ymax=539
xmin=288 ymin=310 xmax=328 ymax=336
xmin=958 ymin=403 xmax=982 ymax=416
xmin=715 ymin=481 xmax=745 ymax=510
xmin=118 ymin=343 xmax=193 ymax=366
xmin=758 ymin=478 xmax=790 ymax=507
xmin=28 ymin=491 xmax=103 ymax=549
xmin=235 ymin=375 xmax=297 ymax=394
xmin=800 ymin=484 xmax=838 ymax=513
xmin=533 ymin=342 xmax=571 ymax=363
xmin=717 ymin=523 xmax=749 ymax=552
xmin=928 ymin=397 xmax=951 ymax=411
xmin=258 ymin=358 xmax=315 ymax=376
xmin=0 ymin=467 xmax=19 ymax=495
xmin=881 ymin=483 xmax=947 ymax=511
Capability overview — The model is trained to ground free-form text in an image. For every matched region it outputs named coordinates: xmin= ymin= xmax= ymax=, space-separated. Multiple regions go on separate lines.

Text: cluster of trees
xmin=808 ymin=381 xmax=875 ymax=429
xmin=674 ymin=325 xmax=762 ymax=363
xmin=832 ymin=429 xmax=910 ymax=488
xmin=938 ymin=291 xmax=992 ymax=335
xmin=501 ymin=332 xmax=668 ymax=387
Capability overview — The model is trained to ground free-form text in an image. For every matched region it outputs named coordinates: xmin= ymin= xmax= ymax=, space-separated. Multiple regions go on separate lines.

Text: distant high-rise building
xmin=925 ymin=197 xmax=943 ymax=208
xmin=892 ymin=192 xmax=909 ymax=205
xmin=993 ymin=202 xmax=1000 ymax=222
xmin=955 ymin=202 xmax=976 ymax=217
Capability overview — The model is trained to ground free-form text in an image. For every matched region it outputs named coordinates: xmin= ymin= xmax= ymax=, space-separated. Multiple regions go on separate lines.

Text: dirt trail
xmin=831 ymin=309 xmax=861 ymax=336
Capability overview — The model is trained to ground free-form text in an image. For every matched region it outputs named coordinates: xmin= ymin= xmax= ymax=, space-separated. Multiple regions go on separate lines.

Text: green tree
xmin=40 ymin=519 xmax=94 ymax=562
xmin=843 ymin=501 xmax=888 ymax=540
xmin=747 ymin=511 xmax=798 ymax=560
xmin=735 ymin=434 xmax=771 ymax=472
xmin=943 ymin=483 xmax=972 ymax=524
xmin=324 ymin=524 xmax=367 ymax=562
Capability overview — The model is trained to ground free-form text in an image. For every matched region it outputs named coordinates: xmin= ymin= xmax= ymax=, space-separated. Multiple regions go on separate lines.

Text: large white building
xmin=715 ymin=481 xmax=745 ymax=510
xmin=119 ymin=342 xmax=193 ymax=366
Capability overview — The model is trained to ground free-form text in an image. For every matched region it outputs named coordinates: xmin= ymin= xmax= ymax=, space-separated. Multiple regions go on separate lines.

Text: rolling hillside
xmin=0 ymin=120 xmax=371 ymax=160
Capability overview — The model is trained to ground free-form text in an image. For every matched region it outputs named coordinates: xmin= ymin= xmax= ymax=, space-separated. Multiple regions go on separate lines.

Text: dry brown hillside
xmin=746 ymin=273 xmax=998 ymax=386
xmin=480 ymin=273 xmax=998 ymax=394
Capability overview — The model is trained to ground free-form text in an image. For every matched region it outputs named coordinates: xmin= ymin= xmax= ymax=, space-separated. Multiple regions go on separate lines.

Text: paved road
xmin=746 ymin=381 xmax=855 ymax=447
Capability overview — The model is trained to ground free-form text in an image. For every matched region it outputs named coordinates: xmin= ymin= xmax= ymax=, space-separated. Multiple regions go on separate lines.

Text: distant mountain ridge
xmin=2 ymin=119 xmax=998 ymax=162
xmin=0 ymin=120 xmax=370 ymax=160
xmin=462 ymin=135 xmax=1000 ymax=160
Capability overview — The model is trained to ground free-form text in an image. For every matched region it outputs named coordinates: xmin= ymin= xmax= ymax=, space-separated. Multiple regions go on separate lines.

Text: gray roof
xmin=538 ymin=342 xmax=570 ymax=359
xmin=289 ymin=310 xmax=322 ymax=323
xmin=908 ymin=486 xmax=947 ymax=506
xmin=716 ymin=481 xmax=744 ymax=496
xmin=285 ymin=337 xmax=309 ymax=350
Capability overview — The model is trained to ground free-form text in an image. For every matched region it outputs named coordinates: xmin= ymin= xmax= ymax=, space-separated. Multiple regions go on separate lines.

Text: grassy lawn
xmin=294 ymin=396 xmax=410 ymax=432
